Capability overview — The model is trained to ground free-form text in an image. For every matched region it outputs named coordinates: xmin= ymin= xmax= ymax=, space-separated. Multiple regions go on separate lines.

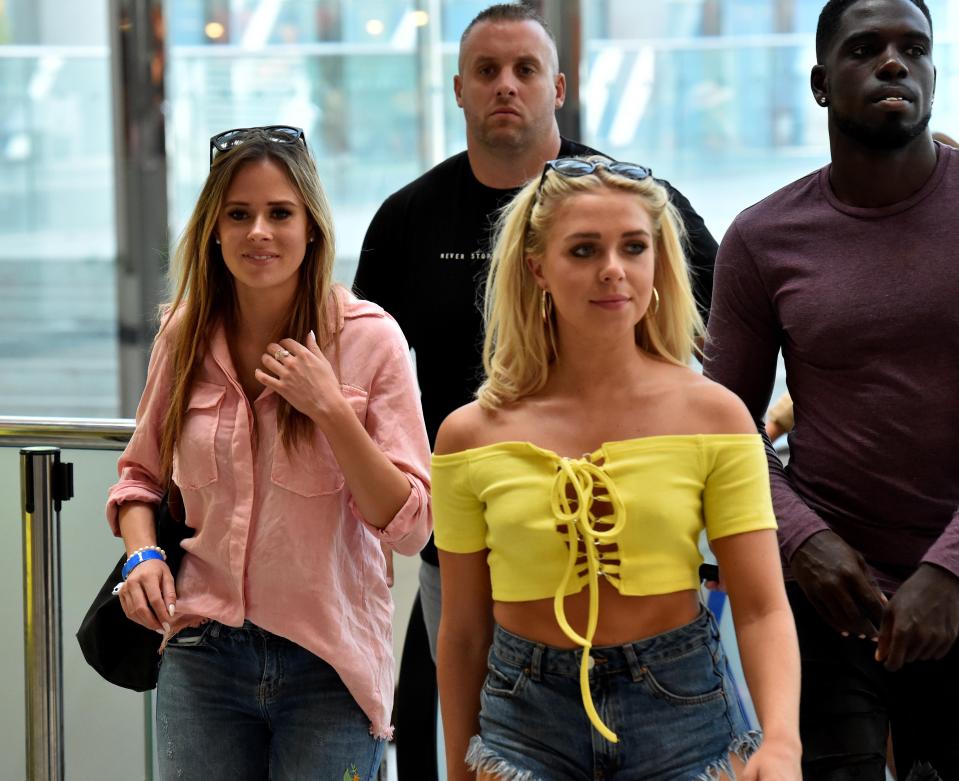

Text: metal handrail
xmin=20 ymin=447 xmax=68 ymax=780
xmin=4 ymin=418 xmax=136 ymax=781
xmin=0 ymin=416 xmax=134 ymax=451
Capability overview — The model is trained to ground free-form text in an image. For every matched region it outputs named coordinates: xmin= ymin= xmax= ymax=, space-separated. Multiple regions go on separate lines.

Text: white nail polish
xmin=162 ymin=622 xmax=171 ymax=633
xmin=155 ymin=628 xmax=165 ymax=634
xmin=841 ymin=631 xmax=849 ymax=637
xmin=168 ymin=604 xmax=175 ymax=617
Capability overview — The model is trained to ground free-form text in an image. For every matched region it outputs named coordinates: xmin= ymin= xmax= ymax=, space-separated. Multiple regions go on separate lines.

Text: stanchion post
xmin=20 ymin=446 xmax=73 ymax=781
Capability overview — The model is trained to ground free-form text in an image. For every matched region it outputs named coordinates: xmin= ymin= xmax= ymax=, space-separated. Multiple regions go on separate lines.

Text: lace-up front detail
xmin=550 ymin=453 xmax=625 ymax=742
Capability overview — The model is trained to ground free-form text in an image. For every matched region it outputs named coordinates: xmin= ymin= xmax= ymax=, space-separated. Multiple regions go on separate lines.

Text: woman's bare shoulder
xmin=434 ymin=402 xmax=495 ymax=455
xmin=434 ymin=399 xmax=537 ymax=455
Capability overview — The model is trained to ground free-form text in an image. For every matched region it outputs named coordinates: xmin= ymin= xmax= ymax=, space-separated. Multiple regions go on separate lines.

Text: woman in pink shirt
xmin=106 ymin=126 xmax=432 ymax=780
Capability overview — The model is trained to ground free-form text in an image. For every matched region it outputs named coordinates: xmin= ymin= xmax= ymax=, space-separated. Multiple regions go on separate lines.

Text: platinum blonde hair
xmin=477 ymin=157 xmax=703 ymax=410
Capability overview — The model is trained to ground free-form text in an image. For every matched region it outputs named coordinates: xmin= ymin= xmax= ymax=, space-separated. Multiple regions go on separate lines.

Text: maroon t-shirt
xmin=705 ymin=143 xmax=959 ymax=591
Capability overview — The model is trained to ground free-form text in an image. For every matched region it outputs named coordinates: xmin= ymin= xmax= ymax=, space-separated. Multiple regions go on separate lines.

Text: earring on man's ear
xmin=819 ymin=96 xmax=827 ymax=105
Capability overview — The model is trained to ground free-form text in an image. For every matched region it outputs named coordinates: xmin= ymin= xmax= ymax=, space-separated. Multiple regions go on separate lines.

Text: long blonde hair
xmin=478 ymin=157 xmax=703 ymax=409
xmin=158 ymin=130 xmax=339 ymax=485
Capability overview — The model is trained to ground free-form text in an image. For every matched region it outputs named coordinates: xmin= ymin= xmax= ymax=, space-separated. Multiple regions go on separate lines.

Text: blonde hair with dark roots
xmin=478 ymin=157 xmax=703 ymax=410
xmin=157 ymin=130 xmax=339 ymax=485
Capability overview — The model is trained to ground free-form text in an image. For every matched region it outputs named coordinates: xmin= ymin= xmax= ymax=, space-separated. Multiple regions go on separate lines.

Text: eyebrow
xmin=222 ymin=200 xmax=300 ymax=207
xmin=842 ymin=29 xmax=931 ymax=48
xmin=564 ymin=229 xmax=651 ymax=240
xmin=474 ymin=53 xmax=543 ymax=67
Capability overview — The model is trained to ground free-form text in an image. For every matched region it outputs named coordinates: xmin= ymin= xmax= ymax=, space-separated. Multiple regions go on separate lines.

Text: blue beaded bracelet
xmin=121 ymin=548 xmax=166 ymax=580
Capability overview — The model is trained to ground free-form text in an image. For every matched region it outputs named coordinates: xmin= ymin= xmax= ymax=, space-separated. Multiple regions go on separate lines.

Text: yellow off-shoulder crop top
xmin=431 ymin=433 xmax=776 ymax=742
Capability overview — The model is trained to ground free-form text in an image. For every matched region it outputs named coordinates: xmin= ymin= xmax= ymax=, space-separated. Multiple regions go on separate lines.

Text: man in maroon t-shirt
xmin=705 ymin=0 xmax=959 ymax=777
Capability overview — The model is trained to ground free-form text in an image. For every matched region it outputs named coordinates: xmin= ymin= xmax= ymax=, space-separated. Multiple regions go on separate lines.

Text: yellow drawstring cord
xmin=550 ymin=457 xmax=626 ymax=743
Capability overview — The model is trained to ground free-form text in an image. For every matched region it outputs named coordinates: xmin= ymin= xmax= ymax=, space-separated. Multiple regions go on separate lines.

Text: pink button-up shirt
xmin=106 ymin=290 xmax=432 ymax=737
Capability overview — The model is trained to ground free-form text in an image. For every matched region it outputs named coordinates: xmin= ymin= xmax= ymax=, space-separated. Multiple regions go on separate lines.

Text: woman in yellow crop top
xmin=432 ymin=157 xmax=801 ymax=781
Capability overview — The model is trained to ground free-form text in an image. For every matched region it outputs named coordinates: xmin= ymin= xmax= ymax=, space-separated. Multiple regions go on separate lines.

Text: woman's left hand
xmin=256 ymin=332 xmax=348 ymax=425
xmin=740 ymin=740 xmax=801 ymax=781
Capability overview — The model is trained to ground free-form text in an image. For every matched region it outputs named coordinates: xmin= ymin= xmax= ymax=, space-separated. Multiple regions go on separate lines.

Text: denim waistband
xmin=491 ymin=607 xmax=720 ymax=681
xmin=202 ymin=619 xmax=275 ymax=640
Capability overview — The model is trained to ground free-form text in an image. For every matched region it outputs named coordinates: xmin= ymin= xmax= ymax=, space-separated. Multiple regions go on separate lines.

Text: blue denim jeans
xmin=156 ymin=621 xmax=385 ymax=781
xmin=468 ymin=609 xmax=759 ymax=781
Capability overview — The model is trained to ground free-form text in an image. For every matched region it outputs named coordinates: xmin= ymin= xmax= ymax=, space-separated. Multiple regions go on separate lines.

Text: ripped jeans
xmin=789 ymin=584 xmax=959 ymax=780
xmin=468 ymin=609 xmax=759 ymax=781
xmin=155 ymin=621 xmax=385 ymax=781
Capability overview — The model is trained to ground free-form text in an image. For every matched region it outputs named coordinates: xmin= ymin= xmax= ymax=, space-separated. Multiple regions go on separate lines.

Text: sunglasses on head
xmin=537 ymin=158 xmax=653 ymax=192
xmin=209 ymin=125 xmax=306 ymax=167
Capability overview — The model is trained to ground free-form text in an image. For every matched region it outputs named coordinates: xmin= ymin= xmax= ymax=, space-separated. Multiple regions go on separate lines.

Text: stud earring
xmin=214 ymin=237 xmax=221 ymax=244
xmin=819 ymin=96 xmax=827 ymax=105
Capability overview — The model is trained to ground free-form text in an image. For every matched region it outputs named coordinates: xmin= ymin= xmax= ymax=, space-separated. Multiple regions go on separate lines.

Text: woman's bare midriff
xmin=493 ymin=578 xmax=702 ymax=648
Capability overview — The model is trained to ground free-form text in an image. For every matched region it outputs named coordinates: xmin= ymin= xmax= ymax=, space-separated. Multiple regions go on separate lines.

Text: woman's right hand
xmin=118 ymin=558 xmax=177 ymax=633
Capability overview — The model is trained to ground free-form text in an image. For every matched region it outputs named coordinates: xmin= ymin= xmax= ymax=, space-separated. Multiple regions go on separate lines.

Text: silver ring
xmin=274 ymin=348 xmax=291 ymax=362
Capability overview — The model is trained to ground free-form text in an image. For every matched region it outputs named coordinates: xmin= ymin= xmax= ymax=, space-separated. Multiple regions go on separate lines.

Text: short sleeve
xmin=431 ymin=453 xmax=487 ymax=553
xmin=703 ymin=436 xmax=778 ymax=541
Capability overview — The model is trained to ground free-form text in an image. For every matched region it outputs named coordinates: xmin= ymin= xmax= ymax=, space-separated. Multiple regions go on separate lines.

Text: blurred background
xmin=2 ymin=0 xmax=956 ymax=418
xmin=1 ymin=2 xmax=956 ymax=777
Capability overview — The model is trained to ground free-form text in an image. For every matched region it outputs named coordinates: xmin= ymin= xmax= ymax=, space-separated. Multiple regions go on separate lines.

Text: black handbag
xmin=76 ymin=489 xmax=194 ymax=691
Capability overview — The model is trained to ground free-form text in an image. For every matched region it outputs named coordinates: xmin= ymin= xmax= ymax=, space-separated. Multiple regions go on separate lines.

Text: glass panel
xmin=167 ymin=0 xmax=430 ymax=286
xmin=0 ymin=1 xmax=118 ymax=418
xmin=581 ymin=0 xmax=959 ymax=403
xmin=582 ymin=0 xmax=959 ymax=238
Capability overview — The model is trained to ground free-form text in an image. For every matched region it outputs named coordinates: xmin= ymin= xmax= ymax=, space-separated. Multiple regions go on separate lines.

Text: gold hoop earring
xmin=650 ymin=286 xmax=660 ymax=315
xmin=541 ymin=289 xmax=559 ymax=359
xmin=540 ymin=289 xmax=553 ymax=324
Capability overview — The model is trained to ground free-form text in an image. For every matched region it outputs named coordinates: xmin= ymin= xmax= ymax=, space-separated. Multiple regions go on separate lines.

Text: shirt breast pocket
xmin=270 ymin=385 xmax=369 ymax=497
xmin=172 ymin=382 xmax=226 ymax=490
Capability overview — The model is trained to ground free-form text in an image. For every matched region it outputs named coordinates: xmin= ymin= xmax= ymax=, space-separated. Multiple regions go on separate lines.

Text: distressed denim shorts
xmin=468 ymin=609 xmax=760 ymax=781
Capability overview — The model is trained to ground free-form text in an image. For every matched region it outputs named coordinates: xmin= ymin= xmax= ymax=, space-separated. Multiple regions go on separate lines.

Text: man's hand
xmin=876 ymin=564 xmax=959 ymax=672
xmin=790 ymin=530 xmax=886 ymax=639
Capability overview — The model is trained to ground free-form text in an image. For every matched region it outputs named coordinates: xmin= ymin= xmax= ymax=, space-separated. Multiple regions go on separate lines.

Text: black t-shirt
xmin=354 ymin=138 xmax=718 ymax=564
